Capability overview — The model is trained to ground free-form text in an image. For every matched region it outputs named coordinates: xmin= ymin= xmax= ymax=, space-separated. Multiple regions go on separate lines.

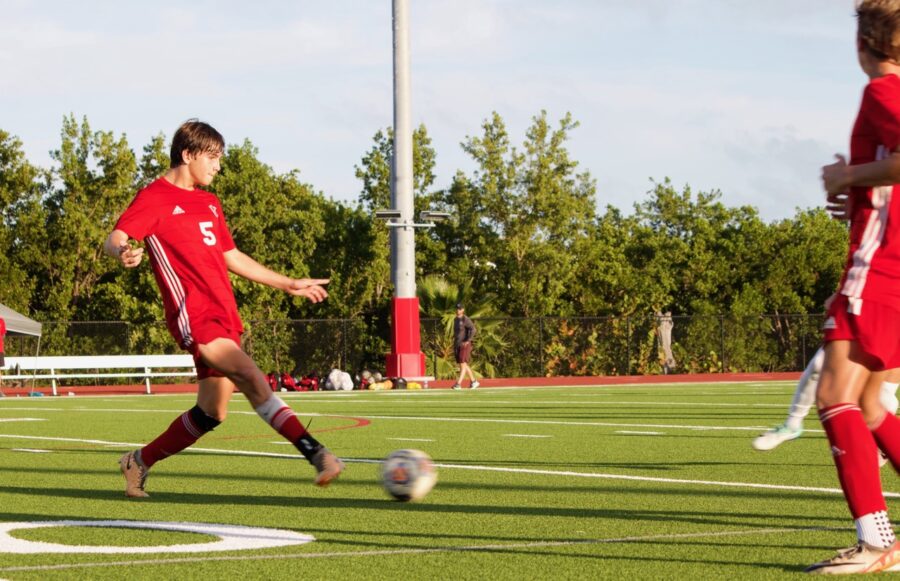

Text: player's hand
xmin=822 ymin=154 xmax=850 ymax=195
xmin=118 ymin=243 xmax=144 ymax=268
xmin=826 ymin=191 xmax=850 ymax=222
xmin=285 ymin=278 xmax=330 ymax=303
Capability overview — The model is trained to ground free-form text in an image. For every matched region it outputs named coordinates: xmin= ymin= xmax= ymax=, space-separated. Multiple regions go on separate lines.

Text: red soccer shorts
xmin=184 ymin=320 xmax=243 ymax=380
xmin=823 ymin=293 xmax=900 ymax=370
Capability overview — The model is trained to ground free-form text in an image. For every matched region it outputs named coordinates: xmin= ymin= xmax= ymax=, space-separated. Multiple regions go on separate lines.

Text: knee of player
xmin=860 ymin=401 xmax=887 ymax=427
xmin=192 ymin=404 xmax=225 ymax=429
xmin=207 ymin=408 xmax=228 ymax=423
xmin=815 ymin=390 xmax=839 ymax=410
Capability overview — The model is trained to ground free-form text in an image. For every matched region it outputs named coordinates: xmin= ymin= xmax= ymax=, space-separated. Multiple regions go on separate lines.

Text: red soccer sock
xmin=819 ymin=403 xmax=886 ymax=519
xmin=140 ymin=406 xmax=220 ymax=469
xmin=872 ymin=411 xmax=900 ymax=473
xmin=255 ymin=395 xmax=322 ymax=461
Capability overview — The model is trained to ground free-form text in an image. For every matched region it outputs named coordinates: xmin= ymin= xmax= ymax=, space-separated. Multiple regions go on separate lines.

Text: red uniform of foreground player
xmin=807 ymin=1 xmax=900 ymax=574
xmin=104 ymin=119 xmax=343 ymax=498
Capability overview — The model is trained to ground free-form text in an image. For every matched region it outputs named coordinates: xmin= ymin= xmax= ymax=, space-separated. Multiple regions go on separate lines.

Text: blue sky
xmin=0 ymin=0 xmax=864 ymax=221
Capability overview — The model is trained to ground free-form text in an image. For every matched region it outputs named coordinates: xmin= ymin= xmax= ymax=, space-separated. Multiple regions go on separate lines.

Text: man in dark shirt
xmin=452 ymin=303 xmax=479 ymax=390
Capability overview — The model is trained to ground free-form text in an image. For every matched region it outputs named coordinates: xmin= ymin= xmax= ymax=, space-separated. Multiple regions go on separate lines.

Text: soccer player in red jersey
xmin=806 ymin=1 xmax=900 ymax=573
xmin=104 ymin=120 xmax=343 ymax=498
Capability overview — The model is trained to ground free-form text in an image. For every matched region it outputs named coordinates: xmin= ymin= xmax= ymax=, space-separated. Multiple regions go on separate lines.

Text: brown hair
xmin=169 ymin=119 xmax=224 ymax=168
xmin=857 ymin=0 xmax=900 ymax=62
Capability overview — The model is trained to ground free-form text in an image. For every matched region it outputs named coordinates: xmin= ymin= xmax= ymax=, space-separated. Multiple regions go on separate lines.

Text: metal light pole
xmin=385 ymin=0 xmax=426 ymax=378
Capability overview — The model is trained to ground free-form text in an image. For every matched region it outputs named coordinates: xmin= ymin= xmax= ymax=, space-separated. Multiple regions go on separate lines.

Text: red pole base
xmin=385 ymin=297 xmax=427 ymax=378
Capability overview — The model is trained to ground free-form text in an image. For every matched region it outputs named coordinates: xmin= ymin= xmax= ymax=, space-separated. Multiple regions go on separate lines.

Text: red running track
xmin=0 ymin=371 xmax=802 ymax=397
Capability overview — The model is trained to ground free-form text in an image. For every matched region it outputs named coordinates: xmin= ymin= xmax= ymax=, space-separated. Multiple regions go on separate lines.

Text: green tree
xmin=0 ymin=130 xmax=42 ymax=312
xmin=435 ymin=111 xmax=596 ymax=316
xmin=34 ymin=116 xmax=138 ymax=324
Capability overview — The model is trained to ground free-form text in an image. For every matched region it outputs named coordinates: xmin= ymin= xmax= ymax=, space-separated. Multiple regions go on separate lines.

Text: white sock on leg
xmin=856 ymin=511 xmax=896 ymax=549
xmin=784 ymin=348 xmax=824 ymax=431
xmin=880 ymin=382 xmax=899 ymax=415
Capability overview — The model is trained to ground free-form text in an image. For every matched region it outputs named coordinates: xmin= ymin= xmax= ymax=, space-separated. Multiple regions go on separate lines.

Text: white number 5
xmin=199 ymin=221 xmax=216 ymax=246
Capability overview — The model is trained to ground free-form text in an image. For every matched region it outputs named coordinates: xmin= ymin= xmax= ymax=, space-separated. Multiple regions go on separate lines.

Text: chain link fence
xmin=5 ymin=314 xmax=825 ymax=379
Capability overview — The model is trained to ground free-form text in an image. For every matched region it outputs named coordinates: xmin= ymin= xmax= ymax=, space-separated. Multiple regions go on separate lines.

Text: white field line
xmin=0 ymin=434 xmax=889 ymax=498
xmin=502 ymin=434 xmax=552 ymax=438
xmin=328 ymin=414 xmax=823 ymax=433
xmin=386 ymin=438 xmax=435 ymax=442
xmin=0 ymin=407 xmax=821 ymax=433
xmin=615 ymin=431 xmax=665 ymax=435
xmin=0 ymin=418 xmax=45 ymax=423
xmin=0 ymin=526 xmax=846 ymax=573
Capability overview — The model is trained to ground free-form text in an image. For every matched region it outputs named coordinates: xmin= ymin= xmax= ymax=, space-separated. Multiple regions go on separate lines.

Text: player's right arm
xmin=823 ymin=81 xmax=900 ymax=195
xmin=104 ymin=229 xmax=144 ymax=268
xmin=822 ymin=151 xmax=900 ymax=195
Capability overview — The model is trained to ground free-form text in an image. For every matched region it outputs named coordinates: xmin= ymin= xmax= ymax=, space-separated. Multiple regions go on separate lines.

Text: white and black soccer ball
xmin=381 ymin=449 xmax=437 ymax=502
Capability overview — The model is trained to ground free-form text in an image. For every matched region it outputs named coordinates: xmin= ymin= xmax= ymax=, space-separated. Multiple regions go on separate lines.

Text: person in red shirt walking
xmin=104 ymin=119 xmax=343 ymax=498
xmin=807 ymin=1 xmax=900 ymax=572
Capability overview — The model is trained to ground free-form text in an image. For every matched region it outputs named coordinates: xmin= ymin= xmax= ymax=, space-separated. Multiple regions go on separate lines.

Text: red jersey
xmin=839 ymin=74 xmax=900 ymax=312
xmin=115 ymin=178 xmax=243 ymax=348
xmin=0 ymin=317 xmax=5 ymax=353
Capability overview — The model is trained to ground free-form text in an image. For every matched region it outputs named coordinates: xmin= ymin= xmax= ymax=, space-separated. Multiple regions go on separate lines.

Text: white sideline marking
xmin=502 ymin=434 xmax=552 ymax=438
xmin=0 ymin=526 xmax=845 ymax=572
xmin=615 ymin=430 xmax=664 ymax=435
xmin=0 ymin=407 xmax=812 ymax=433
xmin=0 ymin=418 xmax=45 ymax=423
xmin=11 ymin=449 xmax=50 ymax=453
xmin=0 ymin=433 xmax=890 ymax=498
xmin=387 ymin=438 xmax=435 ymax=442
xmin=337 ymin=414 xmax=821 ymax=434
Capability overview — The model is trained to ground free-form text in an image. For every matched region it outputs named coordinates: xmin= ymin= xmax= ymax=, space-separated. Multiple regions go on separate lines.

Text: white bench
xmin=0 ymin=355 xmax=196 ymax=396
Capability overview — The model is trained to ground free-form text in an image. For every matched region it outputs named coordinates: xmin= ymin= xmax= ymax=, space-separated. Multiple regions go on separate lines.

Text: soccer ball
xmin=381 ymin=449 xmax=437 ymax=502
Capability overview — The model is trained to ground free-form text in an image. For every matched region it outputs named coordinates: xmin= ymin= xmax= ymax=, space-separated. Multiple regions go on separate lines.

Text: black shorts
xmin=455 ymin=342 xmax=472 ymax=364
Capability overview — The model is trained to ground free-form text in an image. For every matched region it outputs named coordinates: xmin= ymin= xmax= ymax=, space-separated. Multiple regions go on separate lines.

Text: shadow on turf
xmin=0 ymin=483 xmax=852 ymax=529
xmin=0 ymin=462 xmax=846 ymax=500
xmin=0 ymin=446 xmax=830 ymax=471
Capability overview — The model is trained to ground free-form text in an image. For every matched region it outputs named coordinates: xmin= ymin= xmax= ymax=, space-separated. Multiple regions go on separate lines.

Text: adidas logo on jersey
xmin=172 ymin=205 xmax=185 ymax=215
xmin=831 ymin=445 xmax=846 ymax=457
xmin=209 ymin=205 xmax=218 ymax=217
xmin=822 ymin=316 xmax=836 ymax=330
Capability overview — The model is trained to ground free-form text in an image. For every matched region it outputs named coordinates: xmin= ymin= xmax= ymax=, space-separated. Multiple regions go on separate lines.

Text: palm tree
xmin=417 ymin=275 xmax=506 ymax=379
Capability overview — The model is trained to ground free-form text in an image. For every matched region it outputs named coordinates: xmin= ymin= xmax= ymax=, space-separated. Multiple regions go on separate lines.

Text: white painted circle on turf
xmin=0 ymin=521 xmax=315 ymax=554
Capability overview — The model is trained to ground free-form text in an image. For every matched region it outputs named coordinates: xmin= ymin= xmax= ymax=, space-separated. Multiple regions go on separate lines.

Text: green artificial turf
xmin=0 ymin=382 xmax=889 ymax=579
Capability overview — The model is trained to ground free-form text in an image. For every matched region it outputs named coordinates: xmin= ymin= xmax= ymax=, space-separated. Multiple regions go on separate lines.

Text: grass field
xmin=0 ymin=381 xmax=895 ymax=579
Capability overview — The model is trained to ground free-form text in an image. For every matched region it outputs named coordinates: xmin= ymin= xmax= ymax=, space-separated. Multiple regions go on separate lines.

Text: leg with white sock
xmin=879 ymin=368 xmax=900 ymax=414
xmin=807 ymin=340 xmax=900 ymax=574
xmin=751 ymin=347 xmax=823 ymax=451
xmin=786 ymin=347 xmax=825 ymax=429
xmin=196 ymin=337 xmax=343 ymax=486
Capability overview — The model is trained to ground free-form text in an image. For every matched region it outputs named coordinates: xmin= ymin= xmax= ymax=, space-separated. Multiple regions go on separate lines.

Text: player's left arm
xmin=223 ymin=249 xmax=329 ymax=303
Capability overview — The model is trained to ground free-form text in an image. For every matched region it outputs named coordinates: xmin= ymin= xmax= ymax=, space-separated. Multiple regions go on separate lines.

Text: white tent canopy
xmin=0 ymin=304 xmax=42 ymax=337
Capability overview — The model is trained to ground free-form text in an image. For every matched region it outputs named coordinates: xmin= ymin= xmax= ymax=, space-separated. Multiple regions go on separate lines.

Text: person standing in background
xmin=451 ymin=303 xmax=478 ymax=390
